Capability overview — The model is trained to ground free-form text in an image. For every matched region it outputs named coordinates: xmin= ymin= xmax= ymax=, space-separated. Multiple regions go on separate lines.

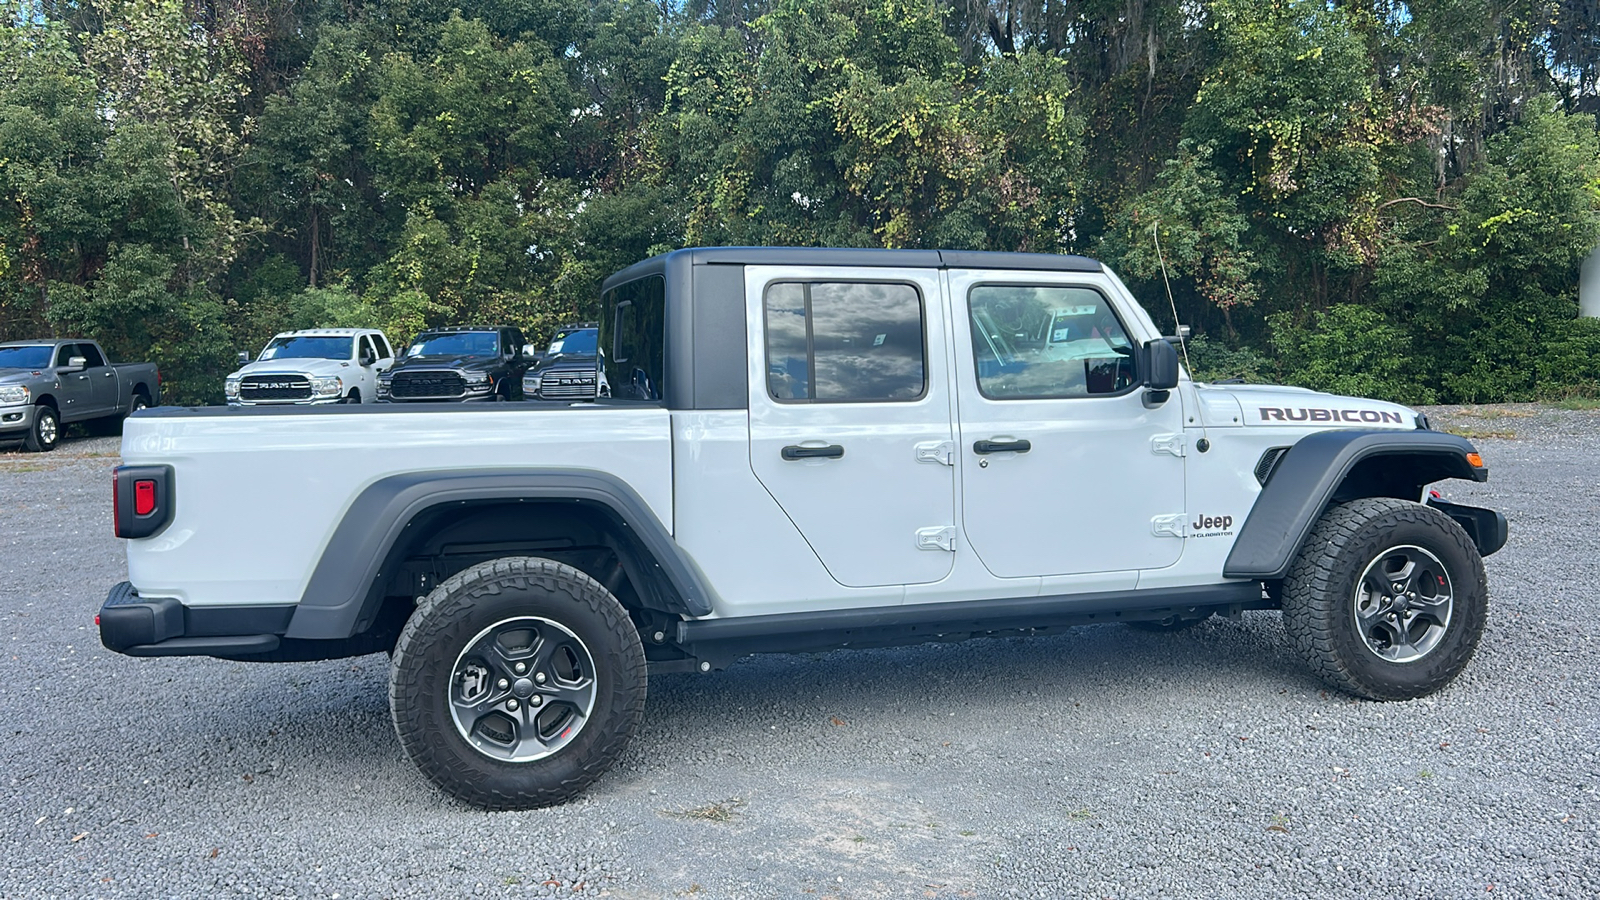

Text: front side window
xmin=764 ymin=281 xmax=926 ymax=403
xmin=372 ymin=334 xmax=392 ymax=359
xmin=261 ymin=335 xmax=358 ymax=361
xmin=968 ymin=285 xmax=1135 ymax=399
xmin=55 ymin=344 xmax=80 ymax=367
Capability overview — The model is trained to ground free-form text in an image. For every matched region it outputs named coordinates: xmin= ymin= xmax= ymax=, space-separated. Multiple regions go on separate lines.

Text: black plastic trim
xmin=689 ymin=263 xmax=750 ymax=410
xmin=285 ymin=469 xmax=711 ymax=640
xmin=99 ymin=581 xmax=294 ymax=655
xmin=113 ymin=465 xmax=174 ymax=539
xmin=676 ymin=582 xmax=1260 ymax=649
xmin=1224 ymin=429 xmax=1488 ymax=580
xmin=1427 ymin=499 xmax=1509 ymax=557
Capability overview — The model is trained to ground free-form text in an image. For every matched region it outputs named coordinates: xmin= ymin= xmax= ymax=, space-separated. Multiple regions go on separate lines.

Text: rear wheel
xmin=389 ymin=557 xmax=646 ymax=809
xmin=23 ymin=405 xmax=59 ymax=452
xmin=1282 ymin=498 xmax=1487 ymax=700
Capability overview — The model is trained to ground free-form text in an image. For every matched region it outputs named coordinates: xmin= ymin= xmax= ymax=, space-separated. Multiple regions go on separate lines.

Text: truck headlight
xmin=523 ymin=374 xmax=541 ymax=395
xmin=462 ymin=371 xmax=490 ymax=385
xmin=0 ymin=384 xmax=29 ymax=405
xmin=224 ymin=377 xmax=241 ymax=401
xmin=311 ymin=375 xmax=343 ymax=398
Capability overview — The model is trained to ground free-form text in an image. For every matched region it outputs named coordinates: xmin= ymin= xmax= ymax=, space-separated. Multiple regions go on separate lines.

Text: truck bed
xmin=121 ymin=405 xmax=673 ymax=609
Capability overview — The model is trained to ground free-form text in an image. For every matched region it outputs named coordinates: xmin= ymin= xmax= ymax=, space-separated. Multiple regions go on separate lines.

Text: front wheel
xmin=1282 ymin=498 xmax=1488 ymax=700
xmin=389 ymin=557 xmax=647 ymax=809
xmin=23 ymin=405 xmax=59 ymax=452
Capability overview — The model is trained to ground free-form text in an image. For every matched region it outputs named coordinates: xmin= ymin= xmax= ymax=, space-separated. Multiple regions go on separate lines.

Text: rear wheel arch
xmin=282 ymin=470 xmax=711 ymax=644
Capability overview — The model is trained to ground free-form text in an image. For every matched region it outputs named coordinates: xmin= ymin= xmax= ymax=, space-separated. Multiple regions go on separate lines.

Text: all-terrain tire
xmin=389 ymin=557 xmax=646 ymax=810
xmin=23 ymin=404 xmax=59 ymax=452
xmin=1282 ymin=498 xmax=1487 ymax=701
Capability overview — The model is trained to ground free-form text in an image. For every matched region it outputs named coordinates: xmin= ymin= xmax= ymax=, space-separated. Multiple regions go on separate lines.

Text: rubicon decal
xmin=1258 ymin=407 xmax=1404 ymax=424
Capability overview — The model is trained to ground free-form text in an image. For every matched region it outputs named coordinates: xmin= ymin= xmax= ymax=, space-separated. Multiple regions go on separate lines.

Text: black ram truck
xmin=376 ymin=327 xmax=534 ymax=402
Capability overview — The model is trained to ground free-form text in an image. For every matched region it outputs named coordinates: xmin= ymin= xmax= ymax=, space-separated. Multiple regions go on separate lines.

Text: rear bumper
xmin=98 ymin=582 xmax=291 ymax=657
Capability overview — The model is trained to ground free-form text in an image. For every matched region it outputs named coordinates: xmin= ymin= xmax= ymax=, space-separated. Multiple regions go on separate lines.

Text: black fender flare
xmin=283 ymin=468 xmax=712 ymax=640
xmin=1224 ymin=429 xmax=1490 ymax=580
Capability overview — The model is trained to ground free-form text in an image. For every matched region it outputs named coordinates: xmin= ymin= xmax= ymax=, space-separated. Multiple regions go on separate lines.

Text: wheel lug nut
xmin=534 ymin=672 xmax=546 ymax=684
xmin=497 ymin=679 xmax=509 ymax=690
xmin=514 ymin=662 xmax=527 ymax=674
xmin=507 ymin=699 xmax=519 ymax=710
xmin=530 ymin=695 xmax=542 ymax=706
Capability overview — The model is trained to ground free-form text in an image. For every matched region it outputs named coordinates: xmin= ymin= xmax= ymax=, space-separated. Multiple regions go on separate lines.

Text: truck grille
xmin=390 ymin=370 xmax=467 ymax=399
xmin=239 ymin=375 xmax=313 ymax=401
xmin=535 ymin=365 xmax=598 ymax=400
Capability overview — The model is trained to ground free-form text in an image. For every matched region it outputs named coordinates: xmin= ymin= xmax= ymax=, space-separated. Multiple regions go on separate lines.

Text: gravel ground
xmin=1 ymin=406 xmax=1596 ymax=899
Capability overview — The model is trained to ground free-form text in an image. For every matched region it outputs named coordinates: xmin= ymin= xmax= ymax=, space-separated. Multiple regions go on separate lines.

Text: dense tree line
xmin=2 ymin=0 xmax=1599 ymax=405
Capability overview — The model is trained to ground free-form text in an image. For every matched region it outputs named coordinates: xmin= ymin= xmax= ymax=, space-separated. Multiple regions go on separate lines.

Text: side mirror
xmin=360 ymin=351 xmax=376 ymax=366
xmin=237 ymin=351 xmax=252 ymax=366
xmin=1143 ymin=339 xmax=1180 ymax=391
xmin=62 ymin=355 xmax=87 ymax=373
xmin=522 ymin=343 xmax=539 ymax=360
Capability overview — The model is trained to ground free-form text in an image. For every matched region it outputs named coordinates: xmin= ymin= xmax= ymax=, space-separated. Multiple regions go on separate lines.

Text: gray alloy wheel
xmin=448 ymin=616 xmax=599 ymax=762
xmin=1351 ymin=544 xmax=1454 ymax=663
xmin=24 ymin=405 xmax=59 ymax=452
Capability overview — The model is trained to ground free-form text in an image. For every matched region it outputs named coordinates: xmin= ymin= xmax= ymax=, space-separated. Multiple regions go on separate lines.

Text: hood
xmin=0 ymin=368 xmax=44 ymax=382
xmin=389 ymin=354 xmax=504 ymax=373
xmin=1194 ymin=382 xmax=1418 ymax=429
xmin=232 ymin=357 xmax=354 ymax=379
xmin=532 ymin=352 xmax=597 ymax=373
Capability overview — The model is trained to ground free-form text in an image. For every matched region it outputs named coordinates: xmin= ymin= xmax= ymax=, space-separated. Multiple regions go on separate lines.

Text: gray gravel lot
xmin=1 ymin=407 xmax=1597 ymax=899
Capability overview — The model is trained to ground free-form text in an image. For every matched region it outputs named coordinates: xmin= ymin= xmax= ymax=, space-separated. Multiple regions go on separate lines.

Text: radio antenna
xmin=1151 ymin=222 xmax=1193 ymax=375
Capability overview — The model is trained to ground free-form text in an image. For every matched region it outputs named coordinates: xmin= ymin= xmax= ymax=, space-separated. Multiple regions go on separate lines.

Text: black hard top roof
xmin=601 ymin=247 xmax=1104 ymax=293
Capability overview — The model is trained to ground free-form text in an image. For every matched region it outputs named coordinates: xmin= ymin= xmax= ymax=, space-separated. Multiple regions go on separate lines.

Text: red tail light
xmin=135 ymin=480 xmax=156 ymax=516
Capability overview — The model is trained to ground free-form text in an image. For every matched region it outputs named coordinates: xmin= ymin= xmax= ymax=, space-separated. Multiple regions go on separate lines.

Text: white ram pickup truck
xmin=225 ymin=328 xmax=395 ymax=405
xmin=100 ymin=248 xmax=1507 ymax=809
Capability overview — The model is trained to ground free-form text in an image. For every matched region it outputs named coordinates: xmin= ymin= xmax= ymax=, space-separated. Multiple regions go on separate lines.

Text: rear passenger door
xmin=80 ymin=343 xmax=118 ymax=415
xmin=746 ymin=266 xmax=956 ymax=588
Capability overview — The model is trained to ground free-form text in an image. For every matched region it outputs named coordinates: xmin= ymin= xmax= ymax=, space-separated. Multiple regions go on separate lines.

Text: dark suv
xmin=377 ymin=327 xmax=533 ymax=402
xmin=522 ymin=325 xmax=606 ymax=401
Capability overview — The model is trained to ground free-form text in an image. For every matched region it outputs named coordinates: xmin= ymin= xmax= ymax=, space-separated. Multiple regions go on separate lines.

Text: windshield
xmin=546 ymin=329 xmax=597 ymax=356
xmin=408 ymin=332 xmax=501 ymax=357
xmin=259 ymin=335 xmax=355 ymax=361
xmin=0 ymin=345 xmax=55 ymax=368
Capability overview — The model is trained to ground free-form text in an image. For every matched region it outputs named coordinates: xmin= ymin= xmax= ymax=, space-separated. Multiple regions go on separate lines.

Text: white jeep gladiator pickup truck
xmin=100 ymin=248 xmax=1507 ymax=809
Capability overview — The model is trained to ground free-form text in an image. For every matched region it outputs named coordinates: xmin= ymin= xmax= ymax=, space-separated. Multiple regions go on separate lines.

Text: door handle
xmin=103 ymin=371 xmax=114 ymax=377
xmin=974 ymin=439 xmax=1031 ymax=455
xmin=781 ymin=444 xmax=844 ymax=461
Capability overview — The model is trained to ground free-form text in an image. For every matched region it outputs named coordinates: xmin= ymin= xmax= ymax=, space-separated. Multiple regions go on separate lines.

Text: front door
xmin=948 ymin=271 xmax=1187 ymax=578
xmin=53 ymin=343 xmax=95 ymax=420
xmin=746 ymin=265 xmax=956 ymax=588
